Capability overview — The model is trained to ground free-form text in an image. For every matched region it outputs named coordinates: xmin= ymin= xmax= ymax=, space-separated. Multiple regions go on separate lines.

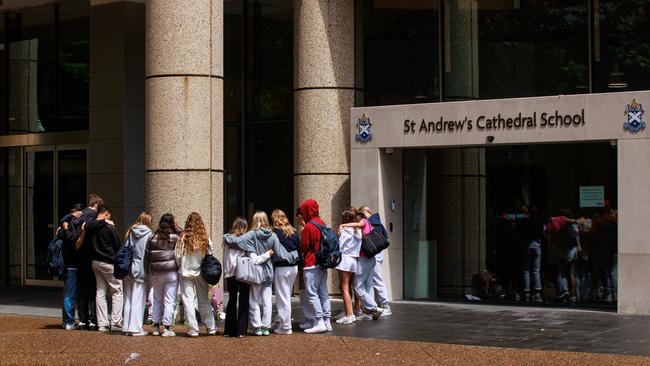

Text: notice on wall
xmin=579 ymin=186 xmax=605 ymax=208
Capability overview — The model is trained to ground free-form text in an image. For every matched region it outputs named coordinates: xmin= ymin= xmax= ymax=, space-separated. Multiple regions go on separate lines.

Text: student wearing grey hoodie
xmin=223 ymin=211 xmax=298 ymax=336
xmin=122 ymin=212 xmax=153 ymax=336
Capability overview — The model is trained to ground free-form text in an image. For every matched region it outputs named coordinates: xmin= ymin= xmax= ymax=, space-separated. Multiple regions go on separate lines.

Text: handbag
xmin=361 ymin=228 xmax=390 ymax=258
xmin=235 ymin=256 xmax=266 ymax=285
xmin=201 ymin=253 xmax=222 ymax=285
xmin=114 ymin=236 xmax=133 ymax=280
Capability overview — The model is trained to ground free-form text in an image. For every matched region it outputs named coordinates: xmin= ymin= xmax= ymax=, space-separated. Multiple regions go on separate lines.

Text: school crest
xmin=355 ymin=113 xmax=373 ymax=143
xmin=624 ymin=99 xmax=646 ymax=134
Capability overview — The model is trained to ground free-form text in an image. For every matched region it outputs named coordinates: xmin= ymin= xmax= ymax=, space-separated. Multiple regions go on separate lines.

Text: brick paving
xmin=1 ymin=314 xmax=650 ymax=366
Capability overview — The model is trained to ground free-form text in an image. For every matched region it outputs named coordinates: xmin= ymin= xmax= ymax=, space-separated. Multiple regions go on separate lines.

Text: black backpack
xmin=114 ymin=237 xmax=133 ymax=280
xmin=46 ymin=236 xmax=66 ymax=279
xmin=201 ymin=253 xmax=222 ymax=285
xmin=309 ymin=221 xmax=342 ymax=269
xmin=361 ymin=227 xmax=391 ymax=257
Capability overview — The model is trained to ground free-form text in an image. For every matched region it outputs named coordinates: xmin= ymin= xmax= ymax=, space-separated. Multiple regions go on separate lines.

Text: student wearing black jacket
xmin=85 ymin=204 xmax=123 ymax=332
xmin=271 ymin=209 xmax=300 ymax=335
xmin=58 ymin=204 xmax=83 ymax=330
xmin=359 ymin=206 xmax=392 ymax=316
xmin=73 ymin=193 xmax=103 ymax=330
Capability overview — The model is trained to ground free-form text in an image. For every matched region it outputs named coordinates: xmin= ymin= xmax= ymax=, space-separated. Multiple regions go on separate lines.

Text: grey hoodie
xmin=127 ymin=225 xmax=153 ymax=282
xmin=223 ymin=228 xmax=298 ymax=286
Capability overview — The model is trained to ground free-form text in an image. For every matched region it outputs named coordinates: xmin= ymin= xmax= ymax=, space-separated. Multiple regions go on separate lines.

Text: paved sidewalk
xmin=2 ymin=285 xmax=650 ymax=357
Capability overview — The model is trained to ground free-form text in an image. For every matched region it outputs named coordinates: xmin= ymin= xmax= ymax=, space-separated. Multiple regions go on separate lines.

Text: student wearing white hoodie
xmin=223 ymin=217 xmax=249 ymax=338
xmin=122 ymin=212 xmax=153 ymax=336
xmin=176 ymin=212 xmax=218 ymax=337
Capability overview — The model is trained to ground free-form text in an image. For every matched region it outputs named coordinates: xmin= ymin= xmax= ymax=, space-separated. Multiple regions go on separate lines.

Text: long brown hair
xmin=125 ymin=211 xmax=153 ymax=240
xmin=223 ymin=217 xmax=248 ymax=248
xmin=181 ymin=212 xmax=209 ymax=255
xmin=271 ymin=209 xmax=296 ymax=237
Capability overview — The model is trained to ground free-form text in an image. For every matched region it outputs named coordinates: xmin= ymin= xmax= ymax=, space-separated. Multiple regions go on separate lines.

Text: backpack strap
xmin=307 ymin=220 xmax=323 ymax=253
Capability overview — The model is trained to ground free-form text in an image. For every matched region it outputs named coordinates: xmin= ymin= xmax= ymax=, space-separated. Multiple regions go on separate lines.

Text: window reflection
xmin=593 ymin=0 xmax=650 ymax=92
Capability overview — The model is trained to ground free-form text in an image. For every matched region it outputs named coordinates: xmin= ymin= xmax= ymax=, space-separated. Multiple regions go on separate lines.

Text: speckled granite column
xmin=145 ymin=0 xmax=223 ymax=254
xmin=295 ymin=0 xmax=354 ymax=293
xmin=294 ymin=0 xmax=354 ymax=225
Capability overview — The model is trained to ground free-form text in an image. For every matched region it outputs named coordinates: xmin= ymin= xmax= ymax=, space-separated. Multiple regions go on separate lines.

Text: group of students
xmin=57 ymin=194 xmax=391 ymax=337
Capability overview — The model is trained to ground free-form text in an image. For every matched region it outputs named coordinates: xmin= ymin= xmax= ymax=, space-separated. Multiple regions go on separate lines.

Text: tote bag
xmin=235 ymin=256 xmax=266 ymax=285
xmin=361 ymin=228 xmax=390 ymax=258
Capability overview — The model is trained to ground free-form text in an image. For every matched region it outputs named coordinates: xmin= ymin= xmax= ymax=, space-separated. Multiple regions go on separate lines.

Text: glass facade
xmin=403 ymin=143 xmax=618 ymax=308
xmin=358 ymin=0 xmax=650 ymax=105
xmin=224 ymin=0 xmax=293 ymax=224
xmin=1 ymin=1 xmax=89 ymax=134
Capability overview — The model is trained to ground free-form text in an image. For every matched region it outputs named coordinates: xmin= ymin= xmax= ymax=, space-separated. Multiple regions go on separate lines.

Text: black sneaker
xmin=369 ymin=308 xmax=383 ymax=320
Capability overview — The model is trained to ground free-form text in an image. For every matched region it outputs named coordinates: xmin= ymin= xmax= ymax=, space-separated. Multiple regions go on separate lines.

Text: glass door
xmin=23 ymin=145 xmax=86 ymax=286
xmin=24 ymin=147 xmax=55 ymax=285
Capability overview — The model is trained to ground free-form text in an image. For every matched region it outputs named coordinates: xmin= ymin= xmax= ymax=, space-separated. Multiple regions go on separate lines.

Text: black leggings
xmin=224 ymin=276 xmax=250 ymax=337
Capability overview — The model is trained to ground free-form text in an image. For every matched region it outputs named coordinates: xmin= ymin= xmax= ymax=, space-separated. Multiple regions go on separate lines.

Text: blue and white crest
xmin=624 ymin=99 xmax=646 ymax=134
xmin=355 ymin=113 xmax=373 ymax=143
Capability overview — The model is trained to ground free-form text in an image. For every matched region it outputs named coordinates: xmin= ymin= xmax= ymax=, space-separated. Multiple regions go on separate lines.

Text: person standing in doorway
xmin=122 ymin=212 xmax=153 ymax=336
xmin=147 ymin=213 xmax=181 ymax=337
xmin=271 ymin=209 xmax=300 ymax=334
xmin=73 ymin=193 xmax=103 ymax=330
xmin=84 ymin=204 xmax=123 ymax=332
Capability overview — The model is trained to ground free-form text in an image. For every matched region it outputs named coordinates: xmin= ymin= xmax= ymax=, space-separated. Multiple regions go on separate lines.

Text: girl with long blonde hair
xmin=176 ymin=212 xmax=217 ymax=337
xmin=223 ymin=210 xmax=298 ymax=336
xmin=270 ymin=209 xmax=300 ymax=334
xmin=223 ymin=217 xmax=250 ymax=338
xmin=122 ymin=211 xmax=153 ymax=336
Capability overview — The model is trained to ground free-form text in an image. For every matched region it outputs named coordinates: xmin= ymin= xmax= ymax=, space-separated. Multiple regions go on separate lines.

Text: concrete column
xmin=444 ymin=0 xmax=479 ymax=100
xmin=617 ymin=139 xmax=650 ymax=315
xmin=88 ymin=1 xmax=146 ymax=232
xmin=8 ymin=39 xmax=39 ymax=133
xmin=294 ymin=0 xmax=354 ymax=293
xmin=145 ymin=0 xmax=223 ymax=254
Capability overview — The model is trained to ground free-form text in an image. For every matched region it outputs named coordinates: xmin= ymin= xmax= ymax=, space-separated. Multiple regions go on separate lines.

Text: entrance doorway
xmin=403 ymin=142 xmax=618 ymax=308
xmin=23 ymin=146 xmax=86 ymax=286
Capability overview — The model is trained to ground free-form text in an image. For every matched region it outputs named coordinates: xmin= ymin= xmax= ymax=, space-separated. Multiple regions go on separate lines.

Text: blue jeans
xmin=303 ymin=267 xmax=331 ymax=321
xmin=63 ymin=269 xmax=78 ymax=325
xmin=522 ymin=241 xmax=542 ymax=292
xmin=354 ymin=256 xmax=378 ymax=311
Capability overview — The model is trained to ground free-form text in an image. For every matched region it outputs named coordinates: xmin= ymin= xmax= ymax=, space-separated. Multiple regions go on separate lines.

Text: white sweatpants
xmin=150 ymin=271 xmax=178 ymax=326
xmin=92 ymin=260 xmax=123 ymax=328
xmin=274 ymin=266 xmax=298 ymax=330
xmin=180 ymin=276 xmax=216 ymax=333
xmin=373 ymin=256 xmax=389 ymax=306
xmin=249 ymin=284 xmax=272 ymax=329
xmin=122 ymin=276 xmax=146 ymax=333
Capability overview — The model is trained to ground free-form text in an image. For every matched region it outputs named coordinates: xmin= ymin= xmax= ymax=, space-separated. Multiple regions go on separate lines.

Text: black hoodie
xmin=85 ymin=219 xmax=122 ymax=265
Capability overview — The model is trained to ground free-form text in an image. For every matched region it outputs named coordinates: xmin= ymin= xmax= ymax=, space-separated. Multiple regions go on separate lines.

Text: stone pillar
xmin=145 ymin=0 xmax=223 ymax=253
xmin=8 ymin=39 xmax=39 ymax=133
xmin=294 ymin=0 xmax=354 ymax=293
xmin=444 ymin=0 xmax=479 ymax=100
xmin=88 ymin=0 xmax=146 ymax=232
xmin=618 ymin=139 xmax=650 ymax=315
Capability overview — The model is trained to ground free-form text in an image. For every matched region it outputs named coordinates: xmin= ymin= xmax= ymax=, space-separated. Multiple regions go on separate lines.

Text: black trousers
xmin=224 ymin=276 xmax=250 ymax=337
xmin=77 ymin=262 xmax=97 ymax=325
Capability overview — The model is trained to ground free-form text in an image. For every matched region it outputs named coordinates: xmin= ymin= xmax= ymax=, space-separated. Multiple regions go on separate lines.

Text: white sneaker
xmin=152 ymin=326 xmax=161 ymax=336
xmin=274 ymin=328 xmax=293 ymax=335
xmin=208 ymin=329 xmax=218 ymax=336
xmin=333 ymin=310 xmax=346 ymax=320
xmin=356 ymin=313 xmax=373 ymax=321
xmin=161 ymin=328 xmax=176 ymax=337
xmin=131 ymin=331 xmax=148 ymax=337
xmin=64 ymin=323 xmax=79 ymax=330
xmin=324 ymin=319 xmax=332 ymax=332
xmin=299 ymin=321 xmax=313 ymax=330
xmin=187 ymin=330 xmax=199 ymax=338
xmin=97 ymin=326 xmax=110 ymax=332
xmin=304 ymin=320 xmax=327 ymax=334
xmin=336 ymin=315 xmax=355 ymax=324
xmin=380 ymin=305 xmax=392 ymax=317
